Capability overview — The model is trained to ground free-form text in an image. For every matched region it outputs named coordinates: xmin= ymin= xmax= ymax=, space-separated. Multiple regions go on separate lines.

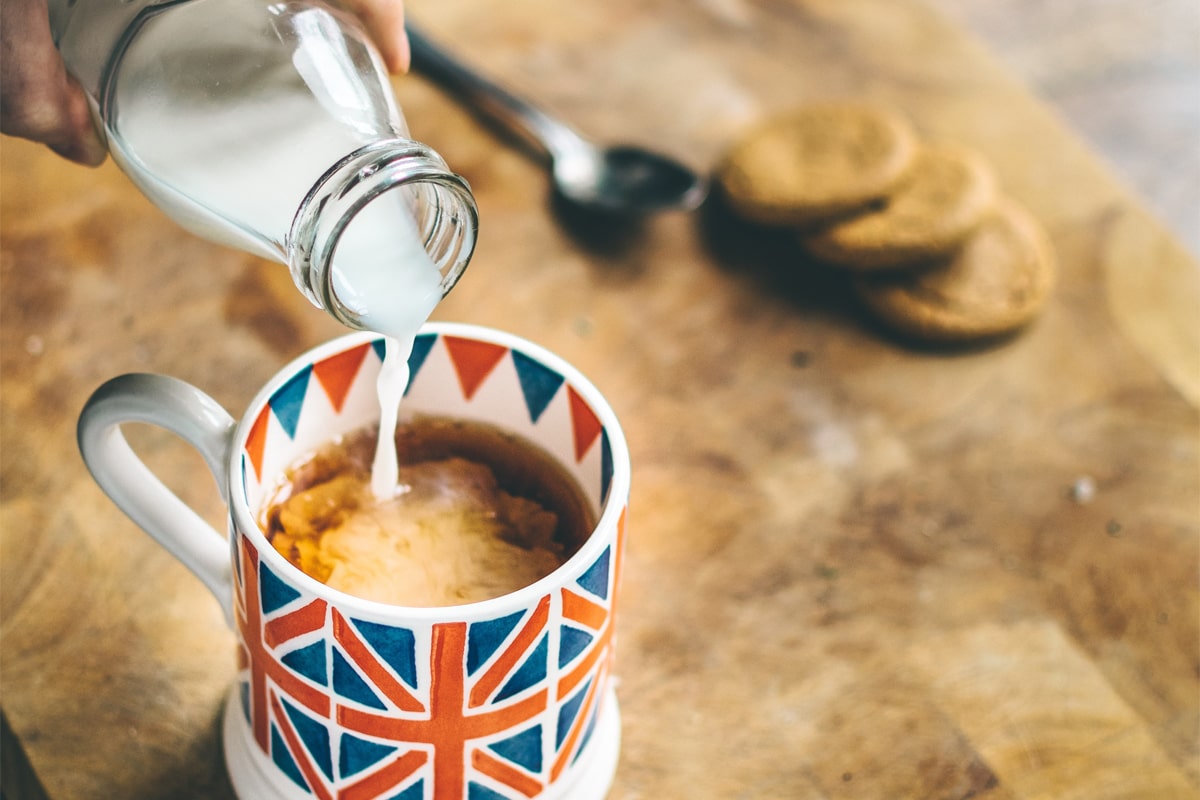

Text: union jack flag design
xmin=232 ymin=329 xmax=627 ymax=799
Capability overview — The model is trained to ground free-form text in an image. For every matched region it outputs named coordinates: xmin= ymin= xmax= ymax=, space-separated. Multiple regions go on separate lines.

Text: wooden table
xmin=923 ymin=0 xmax=1200 ymax=259
xmin=2 ymin=1 xmax=1197 ymax=797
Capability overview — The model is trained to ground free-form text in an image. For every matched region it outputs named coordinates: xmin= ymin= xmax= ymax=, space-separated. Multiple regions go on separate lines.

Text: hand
xmin=341 ymin=0 xmax=411 ymax=74
xmin=0 ymin=0 xmax=410 ymax=166
xmin=0 ymin=0 xmax=106 ymax=165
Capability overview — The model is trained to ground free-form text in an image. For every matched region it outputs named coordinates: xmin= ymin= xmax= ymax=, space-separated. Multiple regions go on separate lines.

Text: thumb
xmin=340 ymin=0 xmax=410 ymax=74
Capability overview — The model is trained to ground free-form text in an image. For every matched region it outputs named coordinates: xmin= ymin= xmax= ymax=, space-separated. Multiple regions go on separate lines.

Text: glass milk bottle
xmin=48 ymin=0 xmax=478 ymax=336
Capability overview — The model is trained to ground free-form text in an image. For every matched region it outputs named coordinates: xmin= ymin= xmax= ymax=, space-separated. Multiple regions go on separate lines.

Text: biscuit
xmin=802 ymin=143 xmax=998 ymax=270
xmin=854 ymin=198 xmax=1056 ymax=342
xmin=716 ymin=102 xmax=918 ymax=225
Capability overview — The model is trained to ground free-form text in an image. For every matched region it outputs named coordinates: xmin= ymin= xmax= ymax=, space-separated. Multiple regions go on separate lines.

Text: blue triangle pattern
xmin=576 ymin=546 xmax=611 ymax=601
xmin=371 ymin=338 xmax=387 ymax=363
xmin=339 ymin=732 xmax=398 ymax=779
xmin=511 ymin=349 xmax=564 ymax=423
xmin=281 ymin=696 xmax=333 ymax=780
xmin=468 ymin=784 xmax=511 ymax=800
xmin=271 ymin=724 xmax=310 ymax=792
xmin=260 ymin=561 xmax=301 ymax=614
xmin=494 ymin=634 xmax=548 ymax=703
xmin=572 ymin=699 xmax=601 ymax=766
xmin=388 ymin=782 xmax=425 ymax=800
xmin=467 ymin=609 xmax=526 ymax=676
xmin=233 ymin=531 xmax=243 ymax=588
xmin=600 ymin=430 xmax=613 ymax=505
xmin=487 ymin=724 xmax=543 ymax=773
xmin=281 ymin=641 xmax=327 ymax=686
xmin=558 ymin=626 xmax=595 ymax=668
xmin=332 ymin=648 xmax=387 ymax=709
xmin=239 ymin=681 xmax=251 ymax=726
xmin=270 ymin=364 xmax=312 ymax=439
xmin=405 ymin=333 xmax=438 ymax=394
xmin=555 ymin=677 xmax=592 ymax=748
xmin=350 ymin=618 xmax=418 ymax=689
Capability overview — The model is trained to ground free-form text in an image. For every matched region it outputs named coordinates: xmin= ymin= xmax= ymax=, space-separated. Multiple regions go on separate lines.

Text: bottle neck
xmin=288 ymin=139 xmax=478 ymax=331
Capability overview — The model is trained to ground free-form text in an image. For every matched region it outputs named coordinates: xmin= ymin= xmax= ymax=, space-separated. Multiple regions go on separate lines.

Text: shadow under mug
xmin=77 ymin=323 xmax=631 ymax=800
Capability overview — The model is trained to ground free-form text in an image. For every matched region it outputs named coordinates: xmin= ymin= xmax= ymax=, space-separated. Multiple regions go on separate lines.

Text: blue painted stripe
xmin=270 ymin=365 xmax=312 ymax=439
xmin=512 ymin=349 xmax=564 ymax=423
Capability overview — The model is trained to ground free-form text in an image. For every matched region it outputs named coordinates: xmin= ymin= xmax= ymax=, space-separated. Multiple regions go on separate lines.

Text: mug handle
xmin=77 ymin=374 xmax=238 ymax=624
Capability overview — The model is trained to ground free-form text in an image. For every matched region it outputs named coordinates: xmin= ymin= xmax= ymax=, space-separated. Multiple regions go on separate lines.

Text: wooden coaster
xmin=802 ymin=142 xmax=998 ymax=270
xmin=854 ymin=198 xmax=1056 ymax=342
xmin=716 ymin=102 xmax=918 ymax=225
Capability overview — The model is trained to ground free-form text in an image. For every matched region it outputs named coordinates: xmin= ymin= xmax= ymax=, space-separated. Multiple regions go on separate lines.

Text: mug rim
xmin=227 ymin=321 xmax=631 ymax=622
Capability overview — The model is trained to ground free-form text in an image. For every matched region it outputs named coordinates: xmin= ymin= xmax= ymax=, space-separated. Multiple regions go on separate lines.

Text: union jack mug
xmin=78 ymin=323 xmax=631 ymax=800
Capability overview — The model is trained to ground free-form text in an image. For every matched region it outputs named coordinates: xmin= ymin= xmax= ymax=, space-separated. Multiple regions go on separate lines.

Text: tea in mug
xmin=260 ymin=416 xmax=595 ymax=607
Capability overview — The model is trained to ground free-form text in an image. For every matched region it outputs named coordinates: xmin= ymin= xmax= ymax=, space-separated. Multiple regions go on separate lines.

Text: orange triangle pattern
xmin=312 ymin=342 xmax=370 ymax=413
xmin=444 ymin=336 xmax=508 ymax=401
xmin=568 ymin=386 xmax=601 ymax=462
xmin=245 ymin=405 xmax=270 ymax=481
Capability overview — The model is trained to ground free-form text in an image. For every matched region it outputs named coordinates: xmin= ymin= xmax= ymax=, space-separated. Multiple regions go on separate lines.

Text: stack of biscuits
xmin=715 ymin=102 xmax=1056 ymax=343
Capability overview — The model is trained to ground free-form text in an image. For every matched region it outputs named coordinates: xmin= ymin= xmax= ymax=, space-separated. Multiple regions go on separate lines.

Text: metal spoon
xmin=406 ymin=24 xmax=708 ymax=215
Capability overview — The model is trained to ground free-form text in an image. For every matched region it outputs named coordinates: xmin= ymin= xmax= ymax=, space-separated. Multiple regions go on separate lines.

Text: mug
xmin=78 ymin=323 xmax=630 ymax=800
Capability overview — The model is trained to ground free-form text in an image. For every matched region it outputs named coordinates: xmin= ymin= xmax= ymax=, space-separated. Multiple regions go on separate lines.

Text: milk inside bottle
xmin=49 ymin=0 xmax=479 ymax=495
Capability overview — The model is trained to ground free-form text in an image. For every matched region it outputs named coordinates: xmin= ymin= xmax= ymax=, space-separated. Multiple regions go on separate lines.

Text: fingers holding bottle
xmin=0 ymin=0 xmax=107 ymax=165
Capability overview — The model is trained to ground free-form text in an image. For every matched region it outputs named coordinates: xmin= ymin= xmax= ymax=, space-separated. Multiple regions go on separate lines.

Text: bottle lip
xmin=288 ymin=139 xmax=479 ymax=330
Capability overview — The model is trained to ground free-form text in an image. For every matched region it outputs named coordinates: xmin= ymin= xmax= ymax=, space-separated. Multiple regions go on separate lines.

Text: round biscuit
xmin=716 ymin=102 xmax=918 ymax=225
xmin=802 ymin=143 xmax=998 ymax=270
xmin=854 ymin=198 xmax=1056 ymax=342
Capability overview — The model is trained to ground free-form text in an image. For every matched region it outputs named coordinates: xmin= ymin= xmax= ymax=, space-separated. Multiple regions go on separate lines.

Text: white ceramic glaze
xmin=78 ymin=323 xmax=631 ymax=799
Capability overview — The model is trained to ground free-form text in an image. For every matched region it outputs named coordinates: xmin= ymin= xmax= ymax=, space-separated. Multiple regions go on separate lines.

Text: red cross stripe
xmin=269 ymin=687 xmax=433 ymax=800
xmin=336 ymin=616 xmax=550 ymax=798
xmin=236 ymin=537 xmax=331 ymax=751
xmin=551 ymin=508 xmax=626 ymax=780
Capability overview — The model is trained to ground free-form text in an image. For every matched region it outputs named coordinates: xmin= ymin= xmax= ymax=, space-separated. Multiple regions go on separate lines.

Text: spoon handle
xmin=405 ymin=23 xmax=588 ymax=161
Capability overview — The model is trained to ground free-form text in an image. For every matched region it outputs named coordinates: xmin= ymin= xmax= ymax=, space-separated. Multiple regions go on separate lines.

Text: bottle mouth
xmin=288 ymin=139 xmax=478 ymax=330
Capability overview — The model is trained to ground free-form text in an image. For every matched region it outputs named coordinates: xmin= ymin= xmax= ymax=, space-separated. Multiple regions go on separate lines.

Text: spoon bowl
xmin=407 ymin=25 xmax=708 ymax=216
xmin=554 ymin=144 xmax=708 ymax=214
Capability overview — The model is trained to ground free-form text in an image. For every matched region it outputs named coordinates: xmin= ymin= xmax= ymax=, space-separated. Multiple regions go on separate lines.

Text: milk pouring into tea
xmin=103 ymin=62 xmax=449 ymax=500
xmin=50 ymin=0 xmax=477 ymax=498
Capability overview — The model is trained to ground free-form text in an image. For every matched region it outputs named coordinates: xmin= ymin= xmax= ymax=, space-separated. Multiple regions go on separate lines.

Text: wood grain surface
xmin=2 ymin=0 xmax=1197 ymax=798
xmin=924 ymin=0 xmax=1200 ymax=259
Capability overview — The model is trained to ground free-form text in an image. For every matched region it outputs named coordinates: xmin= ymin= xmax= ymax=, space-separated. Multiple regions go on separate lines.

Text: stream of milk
xmin=105 ymin=8 xmax=444 ymax=500
xmin=333 ymin=197 xmax=441 ymax=500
